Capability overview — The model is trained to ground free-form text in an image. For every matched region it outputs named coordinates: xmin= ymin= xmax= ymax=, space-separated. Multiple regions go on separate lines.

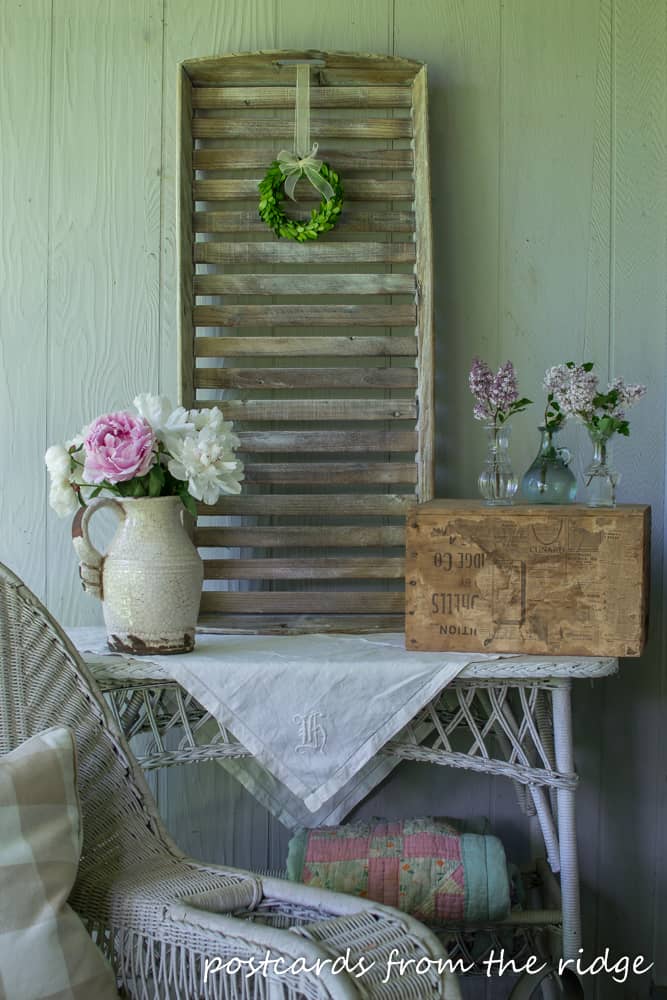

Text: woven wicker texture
xmin=0 ymin=563 xmax=461 ymax=999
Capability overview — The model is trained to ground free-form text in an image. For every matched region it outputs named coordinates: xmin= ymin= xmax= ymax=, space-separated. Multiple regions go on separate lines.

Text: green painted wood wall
xmin=1 ymin=1 xmax=665 ymax=996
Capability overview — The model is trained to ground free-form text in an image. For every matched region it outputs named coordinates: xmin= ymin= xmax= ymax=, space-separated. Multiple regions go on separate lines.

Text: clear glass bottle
xmin=521 ymin=426 xmax=577 ymax=504
xmin=584 ymin=430 xmax=619 ymax=507
xmin=478 ymin=422 xmax=518 ymax=505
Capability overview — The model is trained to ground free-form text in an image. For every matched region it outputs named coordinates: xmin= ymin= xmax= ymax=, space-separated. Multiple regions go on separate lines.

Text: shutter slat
xmin=194 ymin=368 xmax=418 ymax=390
xmin=200 ymin=592 xmax=405 ymax=614
xmin=191 ymin=86 xmax=412 ymax=109
xmin=192 ymin=117 xmax=412 ymax=140
xmin=204 ymin=558 xmax=404 ymax=580
xmin=199 ymin=400 xmax=416 ymax=421
xmin=241 ymin=462 xmax=417 ymax=485
xmin=195 ymin=179 xmax=413 ymax=201
xmin=235 ymin=430 xmax=418 ymax=452
xmin=194 ymin=526 xmax=405 ymax=548
xmin=193 ymin=148 xmax=413 ymax=171
xmin=193 ymin=210 xmax=415 ymax=235
xmin=193 ymin=304 xmax=416 ymax=327
xmin=197 ymin=495 xmax=412 ymax=517
xmin=195 ymin=336 xmax=417 ymax=358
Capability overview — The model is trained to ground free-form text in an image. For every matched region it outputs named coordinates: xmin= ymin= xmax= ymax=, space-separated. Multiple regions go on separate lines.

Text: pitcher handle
xmin=557 ymin=447 xmax=572 ymax=467
xmin=71 ymin=499 xmax=125 ymax=600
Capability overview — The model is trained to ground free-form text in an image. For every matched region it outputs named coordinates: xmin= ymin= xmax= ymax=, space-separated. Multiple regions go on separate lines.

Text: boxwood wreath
xmin=258 ymin=161 xmax=344 ymax=242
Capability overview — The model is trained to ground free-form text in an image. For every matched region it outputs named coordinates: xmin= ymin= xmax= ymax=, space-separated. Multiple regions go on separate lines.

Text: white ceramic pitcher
xmin=71 ymin=496 xmax=203 ymax=654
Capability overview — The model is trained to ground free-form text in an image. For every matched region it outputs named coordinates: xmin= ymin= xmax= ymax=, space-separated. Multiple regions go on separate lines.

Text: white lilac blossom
xmin=46 ymin=397 xmax=244 ymax=517
xmin=608 ymin=378 xmax=647 ymax=414
xmin=543 ymin=362 xmax=646 ymax=439
xmin=543 ymin=364 xmax=598 ymax=421
xmin=469 ymin=358 xmax=531 ymax=426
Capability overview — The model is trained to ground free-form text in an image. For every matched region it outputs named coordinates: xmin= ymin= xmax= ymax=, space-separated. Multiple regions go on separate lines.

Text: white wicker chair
xmin=0 ymin=562 xmax=461 ymax=1000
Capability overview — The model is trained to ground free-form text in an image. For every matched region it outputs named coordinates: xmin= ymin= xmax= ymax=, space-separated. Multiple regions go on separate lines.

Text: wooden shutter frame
xmin=178 ymin=51 xmax=434 ymax=633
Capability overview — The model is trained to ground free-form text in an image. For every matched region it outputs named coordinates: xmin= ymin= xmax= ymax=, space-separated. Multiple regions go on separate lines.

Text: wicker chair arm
xmin=183 ymin=862 xmax=450 ymax=961
xmin=163 ymin=861 xmax=458 ymax=999
xmin=163 ymin=899 xmax=362 ymax=1000
xmin=100 ymin=859 xmax=458 ymax=998
xmin=259 ymin=870 xmax=451 ymax=956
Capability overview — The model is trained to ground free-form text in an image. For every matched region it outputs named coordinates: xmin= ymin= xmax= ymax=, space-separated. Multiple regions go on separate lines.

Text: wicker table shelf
xmin=74 ymin=632 xmax=616 ymax=983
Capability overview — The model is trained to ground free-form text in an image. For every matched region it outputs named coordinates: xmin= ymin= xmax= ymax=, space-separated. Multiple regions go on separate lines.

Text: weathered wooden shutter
xmin=178 ymin=51 xmax=434 ymax=633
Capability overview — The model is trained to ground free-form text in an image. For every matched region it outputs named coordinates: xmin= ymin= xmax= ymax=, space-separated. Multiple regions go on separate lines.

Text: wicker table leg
xmin=551 ymin=680 xmax=581 ymax=962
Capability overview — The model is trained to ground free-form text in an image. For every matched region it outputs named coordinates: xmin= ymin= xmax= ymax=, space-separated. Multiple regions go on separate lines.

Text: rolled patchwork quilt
xmin=286 ymin=817 xmax=511 ymax=924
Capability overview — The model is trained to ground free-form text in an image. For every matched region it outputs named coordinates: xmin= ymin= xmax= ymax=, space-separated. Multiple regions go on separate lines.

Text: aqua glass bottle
xmin=521 ymin=426 xmax=577 ymax=504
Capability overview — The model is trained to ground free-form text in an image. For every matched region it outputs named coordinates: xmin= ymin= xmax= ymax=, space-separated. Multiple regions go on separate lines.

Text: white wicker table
xmin=74 ymin=630 xmax=616 ymax=981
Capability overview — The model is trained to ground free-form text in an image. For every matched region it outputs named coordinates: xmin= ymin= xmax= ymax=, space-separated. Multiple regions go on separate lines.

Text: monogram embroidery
xmin=294 ymin=712 xmax=327 ymax=753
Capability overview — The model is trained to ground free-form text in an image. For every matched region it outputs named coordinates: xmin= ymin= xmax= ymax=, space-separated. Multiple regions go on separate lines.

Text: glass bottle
xmin=478 ymin=422 xmax=518 ymax=505
xmin=584 ymin=429 xmax=619 ymax=507
xmin=521 ymin=426 xmax=577 ymax=504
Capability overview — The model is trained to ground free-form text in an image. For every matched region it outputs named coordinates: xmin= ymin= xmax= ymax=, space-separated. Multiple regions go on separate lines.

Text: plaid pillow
xmin=0 ymin=726 xmax=119 ymax=999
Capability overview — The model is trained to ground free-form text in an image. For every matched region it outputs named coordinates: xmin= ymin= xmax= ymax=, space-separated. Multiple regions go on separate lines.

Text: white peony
xmin=189 ymin=405 xmax=240 ymax=444
xmin=167 ymin=416 xmax=244 ymax=505
xmin=45 ymin=444 xmax=71 ymax=479
xmin=45 ymin=444 xmax=78 ymax=517
xmin=49 ymin=480 xmax=79 ymax=517
xmin=133 ymin=393 xmax=194 ymax=451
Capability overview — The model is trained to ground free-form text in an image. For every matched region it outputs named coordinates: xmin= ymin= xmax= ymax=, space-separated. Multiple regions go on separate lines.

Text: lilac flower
xmin=609 ymin=378 xmax=647 ymax=410
xmin=544 ymin=364 xmax=598 ymax=420
xmin=543 ymin=362 xmax=646 ymax=439
xmin=469 ymin=358 xmax=531 ymax=425
xmin=469 ymin=358 xmax=494 ymax=401
xmin=489 ymin=361 xmax=519 ymax=412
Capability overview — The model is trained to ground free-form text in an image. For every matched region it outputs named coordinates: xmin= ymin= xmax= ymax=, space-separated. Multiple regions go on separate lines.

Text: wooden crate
xmin=178 ymin=52 xmax=434 ymax=633
xmin=405 ymin=501 xmax=650 ymax=656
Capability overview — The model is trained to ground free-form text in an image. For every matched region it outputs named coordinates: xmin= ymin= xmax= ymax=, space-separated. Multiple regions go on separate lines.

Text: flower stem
xmin=493 ymin=425 xmax=501 ymax=499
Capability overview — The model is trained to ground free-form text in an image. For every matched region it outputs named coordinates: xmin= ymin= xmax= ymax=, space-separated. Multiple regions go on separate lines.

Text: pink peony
xmin=83 ymin=411 xmax=156 ymax=485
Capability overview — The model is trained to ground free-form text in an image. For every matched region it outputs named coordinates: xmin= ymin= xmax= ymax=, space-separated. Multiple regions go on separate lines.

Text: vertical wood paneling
xmin=275 ymin=0 xmax=392 ymax=51
xmin=0 ymin=0 xmax=51 ymax=598
xmin=158 ymin=0 xmax=279 ymax=859
xmin=499 ymin=0 xmax=609 ymax=481
xmin=596 ymin=1 xmax=667 ymax=993
xmin=570 ymin=1 xmax=615 ymax=982
xmin=394 ymin=14 xmax=503 ymax=956
xmin=565 ymin=0 xmax=613 ymax=965
xmin=46 ymin=0 xmax=163 ymax=624
xmin=395 ymin=0 xmax=501 ymax=498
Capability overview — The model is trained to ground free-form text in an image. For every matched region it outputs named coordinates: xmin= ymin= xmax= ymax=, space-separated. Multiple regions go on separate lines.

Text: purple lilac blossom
xmin=469 ymin=358 xmax=521 ymax=423
xmin=469 ymin=358 xmax=494 ymax=399
xmin=489 ymin=361 xmax=519 ymax=412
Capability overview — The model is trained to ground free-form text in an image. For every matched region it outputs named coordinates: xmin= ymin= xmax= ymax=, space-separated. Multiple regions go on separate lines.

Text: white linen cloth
xmin=71 ymin=628 xmax=503 ymax=826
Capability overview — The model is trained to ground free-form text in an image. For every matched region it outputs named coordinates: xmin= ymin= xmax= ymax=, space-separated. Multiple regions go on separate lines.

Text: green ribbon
xmin=276 ymin=143 xmax=335 ymax=202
